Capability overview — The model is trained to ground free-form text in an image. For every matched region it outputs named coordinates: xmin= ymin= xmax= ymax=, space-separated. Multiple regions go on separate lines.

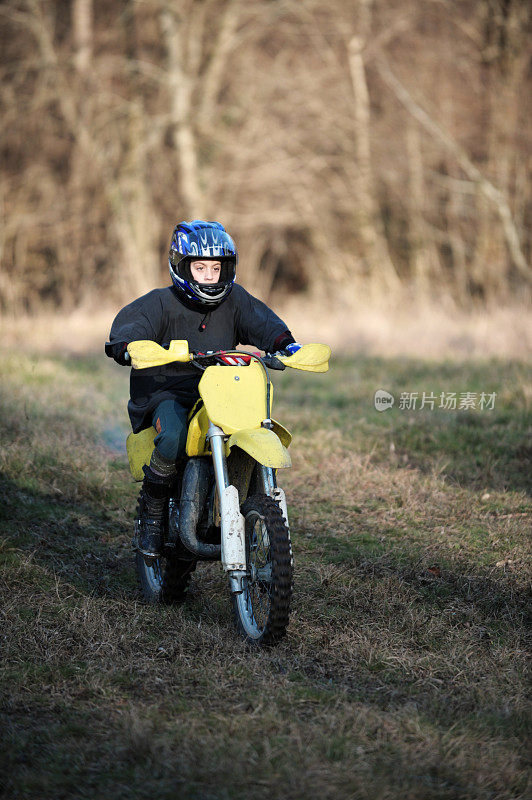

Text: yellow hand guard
xmin=127 ymin=339 xmax=191 ymax=369
xmin=278 ymin=343 xmax=331 ymax=373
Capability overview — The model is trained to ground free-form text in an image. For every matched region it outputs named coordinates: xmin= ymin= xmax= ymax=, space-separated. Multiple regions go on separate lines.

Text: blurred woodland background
xmin=0 ymin=0 xmax=531 ymax=321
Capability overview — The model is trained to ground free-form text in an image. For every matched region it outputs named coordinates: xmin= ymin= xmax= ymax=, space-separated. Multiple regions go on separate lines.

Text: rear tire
xmin=135 ymin=551 xmax=196 ymax=604
xmin=134 ymin=486 xmax=197 ymax=604
xmin=232 ymin=494 xmax=293 ymax=646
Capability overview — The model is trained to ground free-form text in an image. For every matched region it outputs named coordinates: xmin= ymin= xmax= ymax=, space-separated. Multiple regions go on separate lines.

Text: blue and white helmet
xmin=169 ymin=220 xmax=237 ymax=308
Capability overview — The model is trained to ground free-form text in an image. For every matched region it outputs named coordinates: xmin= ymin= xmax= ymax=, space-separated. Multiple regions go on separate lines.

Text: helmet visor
xmin=171 ymin=254 xmax=236 ymax=285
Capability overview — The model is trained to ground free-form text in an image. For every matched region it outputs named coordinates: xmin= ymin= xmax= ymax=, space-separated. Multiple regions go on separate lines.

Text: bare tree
xmin=72 ymin=0 xmax=92 ymax=76
xmin=348 ymin=1 xmax=400 ymax=292
xmin=0 ymin=0 xmax=530 ymax=311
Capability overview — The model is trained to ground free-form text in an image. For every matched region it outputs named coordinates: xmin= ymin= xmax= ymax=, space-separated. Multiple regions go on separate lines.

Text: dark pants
xmin=151 ymin=399 xmax=190 ymax=462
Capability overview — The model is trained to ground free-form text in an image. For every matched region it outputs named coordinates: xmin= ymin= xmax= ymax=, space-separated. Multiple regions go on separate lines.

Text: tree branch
xmin=376 ymin=55 xmax=531 ymax=281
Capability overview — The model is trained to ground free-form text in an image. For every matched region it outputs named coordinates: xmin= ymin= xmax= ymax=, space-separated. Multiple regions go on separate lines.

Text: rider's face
xmin=190 ymin=260 xmax=221 ymax=284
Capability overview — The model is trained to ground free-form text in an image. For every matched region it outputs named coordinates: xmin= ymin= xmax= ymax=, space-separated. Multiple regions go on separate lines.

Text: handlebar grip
xmin=262 ymin=354 xmax=286 ymax=371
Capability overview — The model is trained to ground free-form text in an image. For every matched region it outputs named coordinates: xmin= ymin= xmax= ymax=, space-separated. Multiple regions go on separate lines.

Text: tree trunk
xmin=160 ymin=5 xmax=203 ymax=219
xmin=72 ymin=0 xmax=92 ymax=76
xmin=348 ymin=24 xmax=400 ymax=293
xmin=376 ymin=55 xmax=531 ymax=284
xmin=406 ymin=119 xmax=440 ymax=293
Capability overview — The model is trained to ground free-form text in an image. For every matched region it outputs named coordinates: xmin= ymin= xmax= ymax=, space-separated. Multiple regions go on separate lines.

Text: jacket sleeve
xmin=105 ymin=291 xmax=161 ymax=364
xmin=233 ymin=285 xmax=295 ymax=353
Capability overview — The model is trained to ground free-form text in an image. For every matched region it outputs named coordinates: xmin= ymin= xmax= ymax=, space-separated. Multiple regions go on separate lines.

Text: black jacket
xmin=106 ymin=284 xmax=293 ymax=433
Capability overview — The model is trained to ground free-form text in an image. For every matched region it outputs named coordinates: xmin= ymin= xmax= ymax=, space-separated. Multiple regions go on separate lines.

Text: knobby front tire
xmin=232 ymin=494 xmax=293 ymax=646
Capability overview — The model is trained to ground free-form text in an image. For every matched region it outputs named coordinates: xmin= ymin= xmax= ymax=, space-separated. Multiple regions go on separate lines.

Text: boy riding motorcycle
xmin=105 ymin=220 xmax=299 ymax=559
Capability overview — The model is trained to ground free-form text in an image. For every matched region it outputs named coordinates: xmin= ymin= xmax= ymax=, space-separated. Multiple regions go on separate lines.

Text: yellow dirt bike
xmin=126 ymin=339 xmax=331 ymax=646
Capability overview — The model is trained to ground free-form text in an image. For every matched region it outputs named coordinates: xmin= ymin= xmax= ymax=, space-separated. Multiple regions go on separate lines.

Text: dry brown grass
xmin=1 ymin=294 xmax=531 ymax=361
xmin=279 ymin=295 xmax=532 ymax=360
xmin=0 ymin=349 xmax=530 ymax=799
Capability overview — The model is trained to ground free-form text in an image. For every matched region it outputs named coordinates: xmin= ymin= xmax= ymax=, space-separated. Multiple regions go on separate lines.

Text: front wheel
xmin=232 ymin=494 xmax=293 ymax=646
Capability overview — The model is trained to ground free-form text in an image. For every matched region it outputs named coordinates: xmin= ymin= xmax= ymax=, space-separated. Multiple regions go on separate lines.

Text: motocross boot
xmin=136 ymin=452 xmax=177 ymax=558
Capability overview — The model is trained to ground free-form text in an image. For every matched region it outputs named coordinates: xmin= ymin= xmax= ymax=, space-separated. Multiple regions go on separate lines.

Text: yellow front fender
xmin=226 ymin=427 xmax=291 ymax=469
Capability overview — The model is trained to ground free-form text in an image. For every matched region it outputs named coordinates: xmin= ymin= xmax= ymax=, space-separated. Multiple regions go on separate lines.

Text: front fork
xmin=208 ymin=422 xmax=247 ymax=594
xmin=208 ymin=423 xmax=291 ymax=593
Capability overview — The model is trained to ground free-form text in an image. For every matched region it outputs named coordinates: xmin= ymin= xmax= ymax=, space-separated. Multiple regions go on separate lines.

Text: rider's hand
xmin=280 ymin=342 xmax=301 ymax=357
xmin=270 ymin=328 xmax=301 ymax=356
xmin=105 ymin=341 xmax=131 ymax=365
xmin=264 ymin=342 xmax=301 ymax=370
xmin=272 ymin=342 xmax=302 ymax=358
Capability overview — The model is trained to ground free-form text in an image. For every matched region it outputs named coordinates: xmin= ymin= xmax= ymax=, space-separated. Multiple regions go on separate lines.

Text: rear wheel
xmin=135 ymin=551 xmax=196 ymax=604
xmin=134 ymin=484 xmax=197 ymax=604
xmin=232 ymin=494 xmax=293 ymax=646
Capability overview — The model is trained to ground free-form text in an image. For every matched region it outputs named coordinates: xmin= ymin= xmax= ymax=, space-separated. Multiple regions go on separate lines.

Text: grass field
xmin=0 ymin=350 xmax=530 ymax=799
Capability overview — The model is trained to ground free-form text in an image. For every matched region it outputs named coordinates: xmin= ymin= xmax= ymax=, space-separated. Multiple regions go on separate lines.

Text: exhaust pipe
xmin=178 ymin=458 xmax=221 ymax=560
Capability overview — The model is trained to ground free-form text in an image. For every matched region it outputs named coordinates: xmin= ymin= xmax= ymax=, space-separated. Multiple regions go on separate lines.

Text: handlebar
xmin=126 ymin=340 xmax=330 ymax=373
xmin=192 ymin=349 xmax=285 ymax=366
xmin=186 ymin=349 xmax=286 ymax=372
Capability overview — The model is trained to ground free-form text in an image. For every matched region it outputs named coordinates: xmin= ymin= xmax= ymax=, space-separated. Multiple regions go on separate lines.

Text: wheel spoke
xmin=241 ymin=514 xmax=272 ymax=631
